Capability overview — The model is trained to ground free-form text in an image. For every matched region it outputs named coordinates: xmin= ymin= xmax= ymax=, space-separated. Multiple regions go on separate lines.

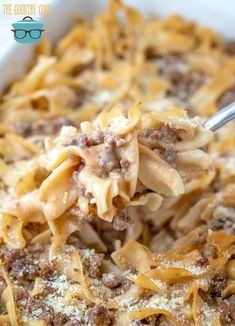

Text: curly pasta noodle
xmin=0 ymin=1 xmax=234 ymax=325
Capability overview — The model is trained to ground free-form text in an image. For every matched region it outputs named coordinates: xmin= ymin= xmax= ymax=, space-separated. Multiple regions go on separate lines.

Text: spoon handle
xmin=203 ymin=102 xmax=235 ymax=131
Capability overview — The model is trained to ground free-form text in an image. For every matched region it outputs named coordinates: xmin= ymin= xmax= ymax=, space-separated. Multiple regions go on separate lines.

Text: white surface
xmin=1 ymin=0 xmax=235 ymax=93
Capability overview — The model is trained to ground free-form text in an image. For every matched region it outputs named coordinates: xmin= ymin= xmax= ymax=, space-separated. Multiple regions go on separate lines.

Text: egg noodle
xmin=0 ymin=1 xmax=235 ymax=325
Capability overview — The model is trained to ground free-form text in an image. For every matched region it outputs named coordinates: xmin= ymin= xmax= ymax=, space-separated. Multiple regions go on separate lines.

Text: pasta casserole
xmin=0 ymin=1 xmax=235 ymax=325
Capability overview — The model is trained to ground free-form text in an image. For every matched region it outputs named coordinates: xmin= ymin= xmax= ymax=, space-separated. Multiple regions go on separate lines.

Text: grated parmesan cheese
xmin=109 ymin=116 xmax=129 ymax=129
xmin=162 ymin=260 xmax=207 ymax=276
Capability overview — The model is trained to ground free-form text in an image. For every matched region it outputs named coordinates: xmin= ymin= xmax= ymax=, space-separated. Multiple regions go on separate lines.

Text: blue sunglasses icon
xmin=11 ymin=16 xmax=44 ymax=44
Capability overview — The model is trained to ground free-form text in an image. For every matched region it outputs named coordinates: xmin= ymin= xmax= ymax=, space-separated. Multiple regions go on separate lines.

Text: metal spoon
xmin=203 ymin=102 xmax=235 ymax=131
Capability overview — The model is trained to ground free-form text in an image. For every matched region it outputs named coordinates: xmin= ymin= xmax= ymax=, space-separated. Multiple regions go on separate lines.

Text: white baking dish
xmin=1 ymin=0 xmax=235 ymax=94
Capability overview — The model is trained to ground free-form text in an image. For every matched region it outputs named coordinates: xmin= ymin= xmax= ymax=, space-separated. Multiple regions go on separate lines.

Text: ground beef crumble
xmin=97 ymin=132 xmax=128 ymax=176
xmin=15 ymin=117 xmax=75 ymax=137
xmin=83 ymin=252 xmax=104 ymax=278
xmin=209 ymin=272 xmax=227 ymax=298
xmin=219 ymin=295 xmax=235 ymax=325
xmin=66 ymin=129 xmax=126 ymax=149
xmin=98 ymin=145 xmax=120 ymax=171
xmin=87 ymin=129 xmax=105 ymax=146
xmin=141 ymin=126 xmax=177 ymax=148
xmin=3 ymin=245 xmax=54 ymax=282
xmin=104 ymin=132 xmax=127 ymax=148
xmin=15 ymin=287 xmax=70 ymax=326
xmin=111 ymin=278 xmax=132 ymax=297
xmin=156 ymin=54 xmax=188 ymax=79
xmin=112 ymin=208 xmax=131 ymax=231
xmin=216 ymin=86 xmax=235 ymax=110
xmin=86 ymin=305 xmax=111 ymax=326
xmin=169 ymin=70 xmax=206 ymax=102
xmin=102 ymin=273 xmax=122 ymax=289
xmin=210 ymin=207 xmax=235 ymax=234
xmin=195 ymin=257 xmax=209 ymax=267
xmin=120 ymin=158 xmax=130 ymax=169
xmin=155 ymin=54 xmax=206 ymax=103
xmin=140 ymin=126 xmax=178 ymax=166
xmin=66 ymin=129 xmax=128 ymax=177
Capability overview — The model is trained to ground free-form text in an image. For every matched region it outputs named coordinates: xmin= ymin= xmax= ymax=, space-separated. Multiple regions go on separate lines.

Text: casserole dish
xmin=0 ymin=1 xmax=235 ymax=325
xmin=1 ymin=0 xmax=235 ymax=93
